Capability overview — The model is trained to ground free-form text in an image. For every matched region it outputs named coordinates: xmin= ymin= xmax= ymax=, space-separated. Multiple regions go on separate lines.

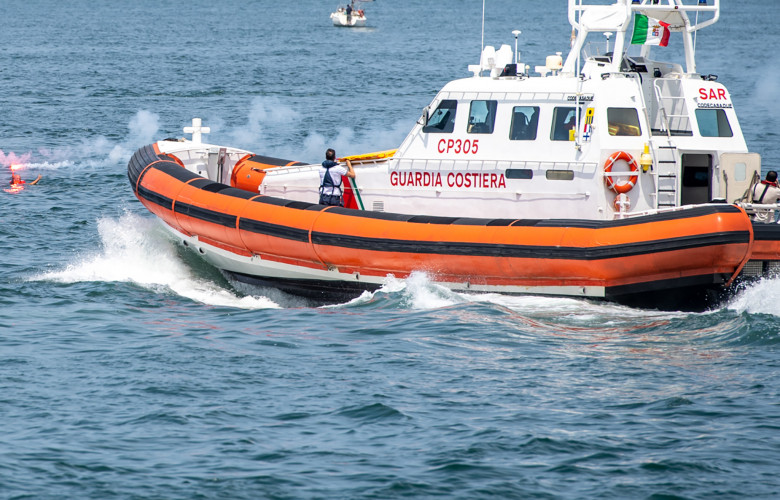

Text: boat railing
xmin=652 ymin=79 xmax=691 ymax=138
xmin=347 ymin=157 xmax=392 ymax=168
xmin=566 ymin=0 xmax=720 ymax=76
xmin=735 ymin=202 xmax=780 ymax=219
xmin=263 ymin=163 xmax=320 ymax=177
xmin=618 ymin=202 xmax=712 ymax=218
xmin=389 ymin=157 xmax=598 ymax=173
xmin=167 ymin=145 xmax=247 ymax=182
xmin=621 ymin=202 xmax=780 ymax=221
xmin=262 ymin=156 xmax=391 ymax=179
xmin=568 ymin=0 xmax=720 ymax=30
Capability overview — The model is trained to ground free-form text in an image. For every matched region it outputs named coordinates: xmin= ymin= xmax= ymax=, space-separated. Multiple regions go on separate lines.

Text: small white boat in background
xmin=330 ymin=2 xmax=367 ymax=27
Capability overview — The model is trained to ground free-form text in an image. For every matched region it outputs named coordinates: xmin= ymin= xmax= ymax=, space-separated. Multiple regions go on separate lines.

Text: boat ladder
xmin=653 ymin=140 xmax=680 ymax=208
xmin=653 ymin=79 xmax=691 ymax=137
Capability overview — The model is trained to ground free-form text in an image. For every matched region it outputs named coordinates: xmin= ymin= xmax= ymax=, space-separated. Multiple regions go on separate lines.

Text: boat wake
xmin=28 ymin=209 xmax=691 ymax=317
xmin=341 ymin=272 xmax=472 ymax=310
xmin=341 ymin=271 xmax=679 ymax=322
xmin=33 ymin=213 xmax=280 ymax=309
xmin=31 ymin=209 xmax=780 ymax=322
xmin=726 ymin=277 xmax=780 ymax=316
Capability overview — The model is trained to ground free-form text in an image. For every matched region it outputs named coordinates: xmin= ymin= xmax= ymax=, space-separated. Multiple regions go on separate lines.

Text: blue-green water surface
xmin=2 ymin=1 xmax=780 ymax=498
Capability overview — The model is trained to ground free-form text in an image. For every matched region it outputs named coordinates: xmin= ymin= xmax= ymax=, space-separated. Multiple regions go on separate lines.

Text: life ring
xmin=603 ymin=151 xmax=639 ymax=194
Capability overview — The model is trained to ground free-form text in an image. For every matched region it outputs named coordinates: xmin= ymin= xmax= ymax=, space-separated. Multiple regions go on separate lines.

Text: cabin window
xmin=734 ymin=162 xmax=747 ymax=182
xmin=546 ymin=170 xmax=574 ymax=181
xmin=509 ymin=106 xmax=539 ymax=140
xmin=467 ymin=100 xmax=498 ymax=134
xmin=423 ymin=99 xmax=457 ymax=133
xmin=695 ymin=109 xmax=733 ymax=137
xmin=607 ymin=108 xmax=642 ymax=136
xmin=551 ymin=107 xmax=579 ymax=141
xmin=506 ymin=168 xmax=533 ymax=179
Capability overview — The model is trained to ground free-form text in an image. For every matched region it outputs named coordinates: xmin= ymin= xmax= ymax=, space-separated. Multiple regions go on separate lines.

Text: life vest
xmin=320 ymin=160 xmax=343 ymax=196
xmin=753 ymin=180 xmax=778 ymax=203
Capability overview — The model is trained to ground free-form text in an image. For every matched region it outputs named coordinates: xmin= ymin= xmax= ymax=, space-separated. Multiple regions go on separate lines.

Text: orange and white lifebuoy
xmin=603 ymin=151 xmax=639 ymax=194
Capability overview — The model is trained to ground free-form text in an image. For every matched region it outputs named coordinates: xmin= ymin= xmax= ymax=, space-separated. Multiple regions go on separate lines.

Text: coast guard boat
xmin=128 ymin=0 xmax=780 ymax=310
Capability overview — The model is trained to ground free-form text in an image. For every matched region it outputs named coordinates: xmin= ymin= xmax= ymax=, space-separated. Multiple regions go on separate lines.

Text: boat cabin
xmin=257 ymin=0 xmax=758 ymax=222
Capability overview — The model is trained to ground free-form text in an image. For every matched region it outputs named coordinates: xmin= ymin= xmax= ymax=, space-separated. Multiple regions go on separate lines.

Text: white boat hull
xmin=330 ymin=11 xmax=366 ymax=27
xmin=163 ymin=221 xmax=607 ymax=300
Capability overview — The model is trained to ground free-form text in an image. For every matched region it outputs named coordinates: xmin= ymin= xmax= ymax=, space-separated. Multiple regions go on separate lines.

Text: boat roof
xmin=565 ymin=0 xmax=720 ymax=76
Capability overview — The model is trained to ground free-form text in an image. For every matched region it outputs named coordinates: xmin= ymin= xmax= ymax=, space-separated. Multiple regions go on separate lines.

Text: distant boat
xmin=330 ymin=2 xmax=367 ymax=27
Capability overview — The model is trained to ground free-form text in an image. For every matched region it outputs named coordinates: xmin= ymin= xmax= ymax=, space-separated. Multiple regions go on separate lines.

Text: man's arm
xmin=344 ymin=159 xmax=356 ymax=179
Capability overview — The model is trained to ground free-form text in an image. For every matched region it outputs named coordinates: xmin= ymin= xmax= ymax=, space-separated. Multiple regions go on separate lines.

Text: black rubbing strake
xmin=128 ymin=146 xmax=751 ymax=261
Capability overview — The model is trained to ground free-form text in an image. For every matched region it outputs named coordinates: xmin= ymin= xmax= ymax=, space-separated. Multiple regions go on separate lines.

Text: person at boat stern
xmin=319 ymin=148 xmax=355 ymax=206
xmin=346 ymin=2 xmax=353 ymax=22
xmin=751 ymin=170 xmax=780 ymax=223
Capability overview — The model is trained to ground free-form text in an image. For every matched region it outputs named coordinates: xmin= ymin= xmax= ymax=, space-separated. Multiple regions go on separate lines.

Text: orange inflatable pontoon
xmin=128 ymin=143 xmax=762 ymax=310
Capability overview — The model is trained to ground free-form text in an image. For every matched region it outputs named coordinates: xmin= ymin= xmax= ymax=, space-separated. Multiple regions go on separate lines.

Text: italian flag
xmin=631 ymin=14 xmax=671 ymax=47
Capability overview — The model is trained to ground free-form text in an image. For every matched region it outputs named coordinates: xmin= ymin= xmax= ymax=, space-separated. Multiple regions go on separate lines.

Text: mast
xmin=563 ymin=0 xmax=720 ymax=76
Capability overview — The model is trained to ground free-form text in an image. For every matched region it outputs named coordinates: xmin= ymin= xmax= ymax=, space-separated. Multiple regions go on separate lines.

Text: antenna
xmin=480 ymin=0 xmax=486 ymax=61
xmin=512 ymin=30 xmax=521 ymax=64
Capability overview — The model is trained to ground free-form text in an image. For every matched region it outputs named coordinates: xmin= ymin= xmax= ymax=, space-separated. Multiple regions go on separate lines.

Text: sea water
xmin=2 ymin=0 xmax=780 ymax=498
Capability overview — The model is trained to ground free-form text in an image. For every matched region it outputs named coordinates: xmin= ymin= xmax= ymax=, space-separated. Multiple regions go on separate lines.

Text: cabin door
xmin=719 ymin=152 xmax=761 ymax=203
xmin=680 ymin=153 xmax=712 ymax=205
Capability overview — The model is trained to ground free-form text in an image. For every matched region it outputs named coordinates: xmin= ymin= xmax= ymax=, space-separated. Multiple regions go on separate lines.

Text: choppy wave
xmin=32 ymin=212 xmax=280 ymax=309
xmin=28 ymin=212 xmax=780 ymax=350
xmin=5 ymin=1 xmax=780 ymax=498
xmin=726 ymin=276 xmax=780 ymax=316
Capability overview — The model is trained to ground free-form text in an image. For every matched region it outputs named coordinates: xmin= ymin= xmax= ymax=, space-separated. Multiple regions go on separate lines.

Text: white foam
xmin=400 ymin=272 xmax=468 ymax=309
xmin=726 ymin=277 xmax=780 ymax=316
xmin=340 ymin=272 xmax=682 ymax=322
xmin=33 ymin=213 xmax=279 ymax=309
xmin=335 ymin=272 xmax=465 ymax=309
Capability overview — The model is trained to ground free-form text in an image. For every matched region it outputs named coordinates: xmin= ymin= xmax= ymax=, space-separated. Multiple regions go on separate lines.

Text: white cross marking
xmin=582 ymin=124 xmax=592 ymax=141
xmin=183 ymin=118 xmax=211 ymax=143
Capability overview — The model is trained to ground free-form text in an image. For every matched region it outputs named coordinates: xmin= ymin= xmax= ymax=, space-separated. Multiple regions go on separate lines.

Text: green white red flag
xmin=631 ymin=14 xmax=671 ymax=47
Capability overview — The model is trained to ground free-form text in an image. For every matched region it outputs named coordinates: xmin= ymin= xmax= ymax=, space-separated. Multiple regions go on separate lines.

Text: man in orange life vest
xmin=751 ymin=170 xmax=780 ymax=223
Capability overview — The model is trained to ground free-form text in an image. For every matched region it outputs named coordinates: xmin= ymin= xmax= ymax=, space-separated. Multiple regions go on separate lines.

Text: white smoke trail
xmin=228 ymin=96 xmax=299 ymax=147
xmin=107 ymin=110 xmax=161 ymax=163
xmin=0 ymin=150 xmax=32 ymax=167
